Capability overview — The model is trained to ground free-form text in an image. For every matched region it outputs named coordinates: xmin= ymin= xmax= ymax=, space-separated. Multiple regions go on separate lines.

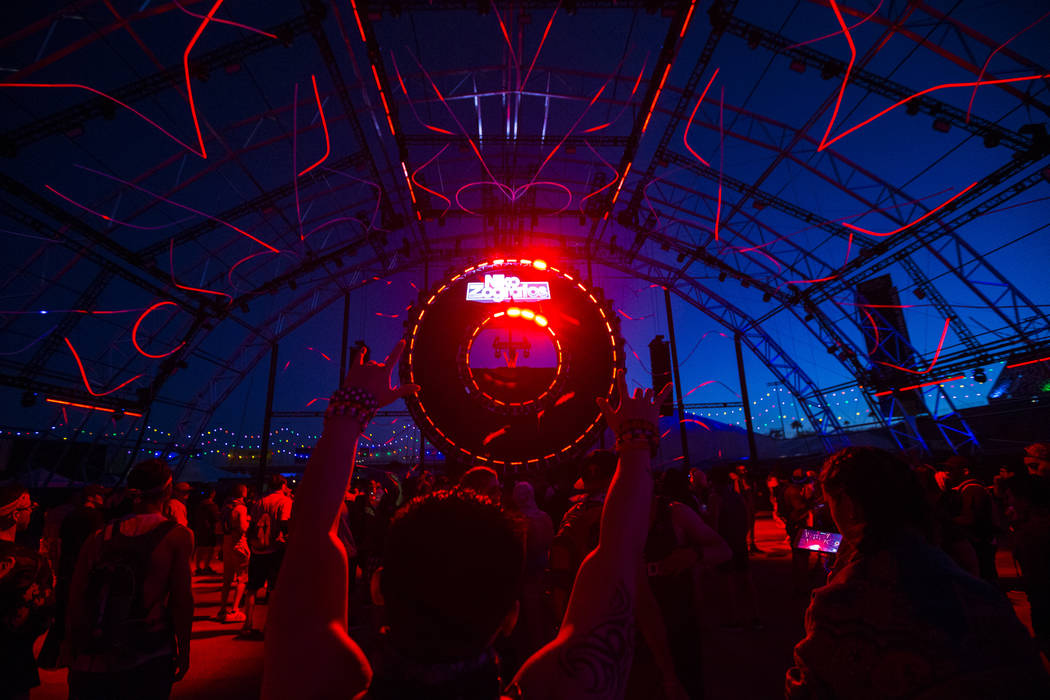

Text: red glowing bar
xmin=609 ymin=161 xmax=632 ymax=209
xmin=349 ymin=0 xmax=367 ymax=42
xmin=482 ymin=426 xmax=508 ymax=446
xmin=132 ymin=301 xmax=186 ymax=359
xmin=521 ymin=5 xmax=558 ymax=89
xmin=784 ymin=0 xmax=883 ymax=51
xmin=873 ymin=375 xmax=966 ymax=396
xmin=842 ymin=183 xmax=978 ymax=237
xmin=172 ymin=0 xmax=276 ymax=39
xmin=45 ymin=398 xmax=142 ymax=418
xmin=1006 ymin=356 xmax=1050 ymax=369
xmin=966 ymin=9 xmax=1049 ymax=123
xmin=372 ymin=64 xmax=397 ymax=137
xmin=680 ymin=1 xmax=698 ymax=38
xmin=683 ymin=68 xmax=719 ymax=167
xmin=685 ymin=380 xmax=716 ymax=397
xmin=169 ymin=240 xmax=233 ymax=301
xmin=298 ymin=75 xmax=331 ymax=177
xmin=64 ymin=337 xmax=143 ymax=397
xmin=554 ymin=392 xmax=576 ymax=407
xmin=818 ymin=0 xmax=1050 ymax=151
xmin=183 ymin=0 xmax=227 ymax=160
xmin=876 ymin=318 xmax=951 ymax=375
xmin=680 ymin=418 xmax=711 ymax=431
xmin=412 ymin=145 xmax=452 ymax=218
xmin=641 ymin=64 xmax=672 ymax=135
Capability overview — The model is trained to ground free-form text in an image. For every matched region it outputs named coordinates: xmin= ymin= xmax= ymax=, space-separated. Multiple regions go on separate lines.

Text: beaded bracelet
xmin=614 ymin=419 xmax=659 ymax=457
xmin=325 ymin=386 xmax=378 ymax=428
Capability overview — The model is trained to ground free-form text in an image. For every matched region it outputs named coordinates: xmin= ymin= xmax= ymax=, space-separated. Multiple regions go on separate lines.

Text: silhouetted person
xmin=216 ymin=483 xmax=250 ymax=622
xmin=66 ymin=460 xmax=193 ymax=700
xmin=0 ymin=484 xmax=54 ymax=700
xmin=459 ymin=466 xmax=503 ymax=505
xmin=709 ymin=466 xmax=761 ymax=630
xmin=787 ymin=447 xmax=1049 ymax=699
xmin=1024 ymin=442 xmax=1050 ymax=479
xmin=1004 ymin=474 xmax=1050 ymax=653
xmin=39 ymin=484 xmax=104 ymax=669
xmin=162 ymin=482 xmax=191 ymax=528
xmin=240 ymin=474 xmax=293 ymax=639
xmin=192 ymin=488 xmax=219 ymax=575
xmin=264 ymin=342 xmax=672 ymax=698
xmin=944 ymin=455 xmax=1001 ymax=585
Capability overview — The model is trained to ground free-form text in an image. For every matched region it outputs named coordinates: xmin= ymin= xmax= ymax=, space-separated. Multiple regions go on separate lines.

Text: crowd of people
xmin=0 ymin=340 xmax=1047 ymax=699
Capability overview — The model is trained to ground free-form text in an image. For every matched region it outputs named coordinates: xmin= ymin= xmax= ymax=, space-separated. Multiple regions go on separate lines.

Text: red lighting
xmin=532 ymin=260 xmax=548 ymax=270
xmin=1006 ymin=356 xmax=1050 ymax=369
xmin=535 ymin=315 xmax=549 ymax=327
xmin=45 ymin=398 xmax=142 ymax=418
xmin=683 ymin=68 xmax=719 ymax=168
xmin=842 ymin=183 xmax=978 ymax=237
xmin=873 ymin=375 xmax=966 ymax=396
xmin=132 ymin=301 xmax=186 ymax=359
xmin=64 ymin=337 xmax=142 ymax=397
xmin=297 ymin=75 xmax=331 ymax=177
xmin=876 ymin=317 xmax=951 ymax=375
xmin=183 ymin=0 xmax=227 ymax=160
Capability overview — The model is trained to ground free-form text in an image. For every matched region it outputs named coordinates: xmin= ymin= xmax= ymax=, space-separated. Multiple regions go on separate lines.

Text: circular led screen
xmin=401 ymin=258 xmax=623 ymax=473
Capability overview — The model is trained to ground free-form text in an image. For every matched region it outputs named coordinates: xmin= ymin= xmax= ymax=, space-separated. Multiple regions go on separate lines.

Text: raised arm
xmin=263 ymin=341 xmax=417 ymax=700
xmin=513 ymin=373 xmax=671 ymax=699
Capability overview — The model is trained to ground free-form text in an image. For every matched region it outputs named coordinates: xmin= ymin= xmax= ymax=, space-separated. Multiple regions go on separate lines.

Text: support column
xmin=663 ymin=287 xmax=690 ymax=466
xmin=258 ymin=343 xmax=279 ymax=493
xmin=735 ymin=333 xmax=758 ymax=462
xmin=339 ymin=291 xmax=351 ymax=378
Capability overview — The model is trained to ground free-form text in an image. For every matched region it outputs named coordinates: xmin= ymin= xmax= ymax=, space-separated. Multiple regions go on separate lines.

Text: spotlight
xmin=983 ymin=132 xmax=1001 ymax=148
xmin=974 ymin=368 xmax=987 ymax=384
xmin=914 ymin=288 xmax=926 ymax=300
xmin=718 ymin=271 xmax=728 ymax=282
xmin=762 ymin=292 xmax=772 ymax=302
xmin=677 ymin=252 xmax=686 ymax=263
xmin=932 ymin=118 xmax=951 ymax=133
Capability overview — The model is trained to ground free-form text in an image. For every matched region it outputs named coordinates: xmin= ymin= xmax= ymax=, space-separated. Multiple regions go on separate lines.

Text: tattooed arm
xmin=511 ymin=374 xmax=671 ymax=699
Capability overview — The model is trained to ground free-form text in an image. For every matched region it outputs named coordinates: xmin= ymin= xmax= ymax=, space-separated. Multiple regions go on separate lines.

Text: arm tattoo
xmin=557 ymin=581 xmax=634 ymax=696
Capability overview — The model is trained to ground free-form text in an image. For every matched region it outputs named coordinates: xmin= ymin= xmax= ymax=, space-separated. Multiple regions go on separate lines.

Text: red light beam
xmin=132 ymin=301 xmax=186 ymax=359
xmin=297 ymin=75 xmax=331 ymax=177
xmin=64 ymin=337 xmax=142 ymax=397
xmin=683 ymin=68 xmax=719 ymax=167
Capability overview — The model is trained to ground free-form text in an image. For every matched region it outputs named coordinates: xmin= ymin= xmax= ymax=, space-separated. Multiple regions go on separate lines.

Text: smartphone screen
xmin=794 ymin=528 xmax=843 ymax=554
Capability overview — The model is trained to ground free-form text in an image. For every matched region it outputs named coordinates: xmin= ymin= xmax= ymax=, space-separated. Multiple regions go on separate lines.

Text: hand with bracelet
xmin=597 ymin=370 xmax=671 ymax=457
xmin=325 ymin=340 xmax=421 ymax=432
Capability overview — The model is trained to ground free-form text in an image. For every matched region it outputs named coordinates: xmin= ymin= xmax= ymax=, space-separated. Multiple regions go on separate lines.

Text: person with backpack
xmin=0 ymin=483 xmax=54 ymax=700
xmin=64 ymin=460 xmax=194 ymax=700
xmin=239 ymin=474 xmax=293 ymax=639
xmin=215 ymin=483 xmax=250 ymax=623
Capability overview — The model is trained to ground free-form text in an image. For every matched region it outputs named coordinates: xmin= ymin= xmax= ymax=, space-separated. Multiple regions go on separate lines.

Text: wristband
xmin=324 ymin=386 xmax=378 ymax=429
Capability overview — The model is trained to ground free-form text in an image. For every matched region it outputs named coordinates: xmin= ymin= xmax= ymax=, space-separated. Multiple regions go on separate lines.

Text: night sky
xmin=1 ymin=1 xmax=1048 ymax=466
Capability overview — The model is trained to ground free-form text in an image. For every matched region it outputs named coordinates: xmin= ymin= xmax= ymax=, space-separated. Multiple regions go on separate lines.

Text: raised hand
xmin=341 ymin=339 xmax=420 ymax=408
xmin=595 ymin=369 xmax=671 ymax=432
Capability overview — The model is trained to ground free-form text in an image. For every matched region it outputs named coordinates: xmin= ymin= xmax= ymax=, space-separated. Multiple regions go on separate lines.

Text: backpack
xmin=248 ymin=507 xmax=274 ymax=551
xmin=74 ymin=519 xmax=177 ymax=658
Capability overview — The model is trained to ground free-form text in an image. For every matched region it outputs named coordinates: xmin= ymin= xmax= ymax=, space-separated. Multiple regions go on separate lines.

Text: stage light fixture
xmin=974 ymin=368 xmax=987 ymax=383
xmin=932 ymin=118 xmax=950 ymax=133
xmin=762 ymin=292 xmax=772 ymax=302
xmin=718 ymin=271 xmax=728 ymax=282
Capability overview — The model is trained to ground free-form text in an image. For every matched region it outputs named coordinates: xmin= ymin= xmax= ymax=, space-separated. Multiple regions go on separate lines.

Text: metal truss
xmin=161 ymin=234 xmax=854 ymax=469
xmin=0 ymin=7 xmax=325 ymax=156
xmin=721 ymin=14 xmax=1033 ymax=153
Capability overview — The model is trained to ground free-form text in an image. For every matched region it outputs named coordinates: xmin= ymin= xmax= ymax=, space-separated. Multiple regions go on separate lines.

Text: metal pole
xmin=663 ymin=287 xmax=690 ymax=466
xmin=119 ymin=405 xmax=152 ymax=485
xmin=339 ymin=291 xmax=351 ymax=378
xmin=258 ymin=343 xmax=279 ymax=494
xmin=735 ymin=333 xmax=758 ymax=462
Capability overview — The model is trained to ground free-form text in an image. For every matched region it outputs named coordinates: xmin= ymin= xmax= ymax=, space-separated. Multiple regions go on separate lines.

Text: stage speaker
xmin=648 ymin=335 xmax=674 ymax=417
xmin=855 ymin=275 xmax=925 ymax=415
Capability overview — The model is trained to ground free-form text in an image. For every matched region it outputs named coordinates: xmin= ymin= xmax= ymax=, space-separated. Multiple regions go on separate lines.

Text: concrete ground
xmin=34 ymin=514 xmax=1039 ymax=699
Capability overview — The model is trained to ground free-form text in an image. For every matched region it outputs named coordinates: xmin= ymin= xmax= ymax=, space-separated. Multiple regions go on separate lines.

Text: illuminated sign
xmin=466 ymin=274 xmax=551 ymax=303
